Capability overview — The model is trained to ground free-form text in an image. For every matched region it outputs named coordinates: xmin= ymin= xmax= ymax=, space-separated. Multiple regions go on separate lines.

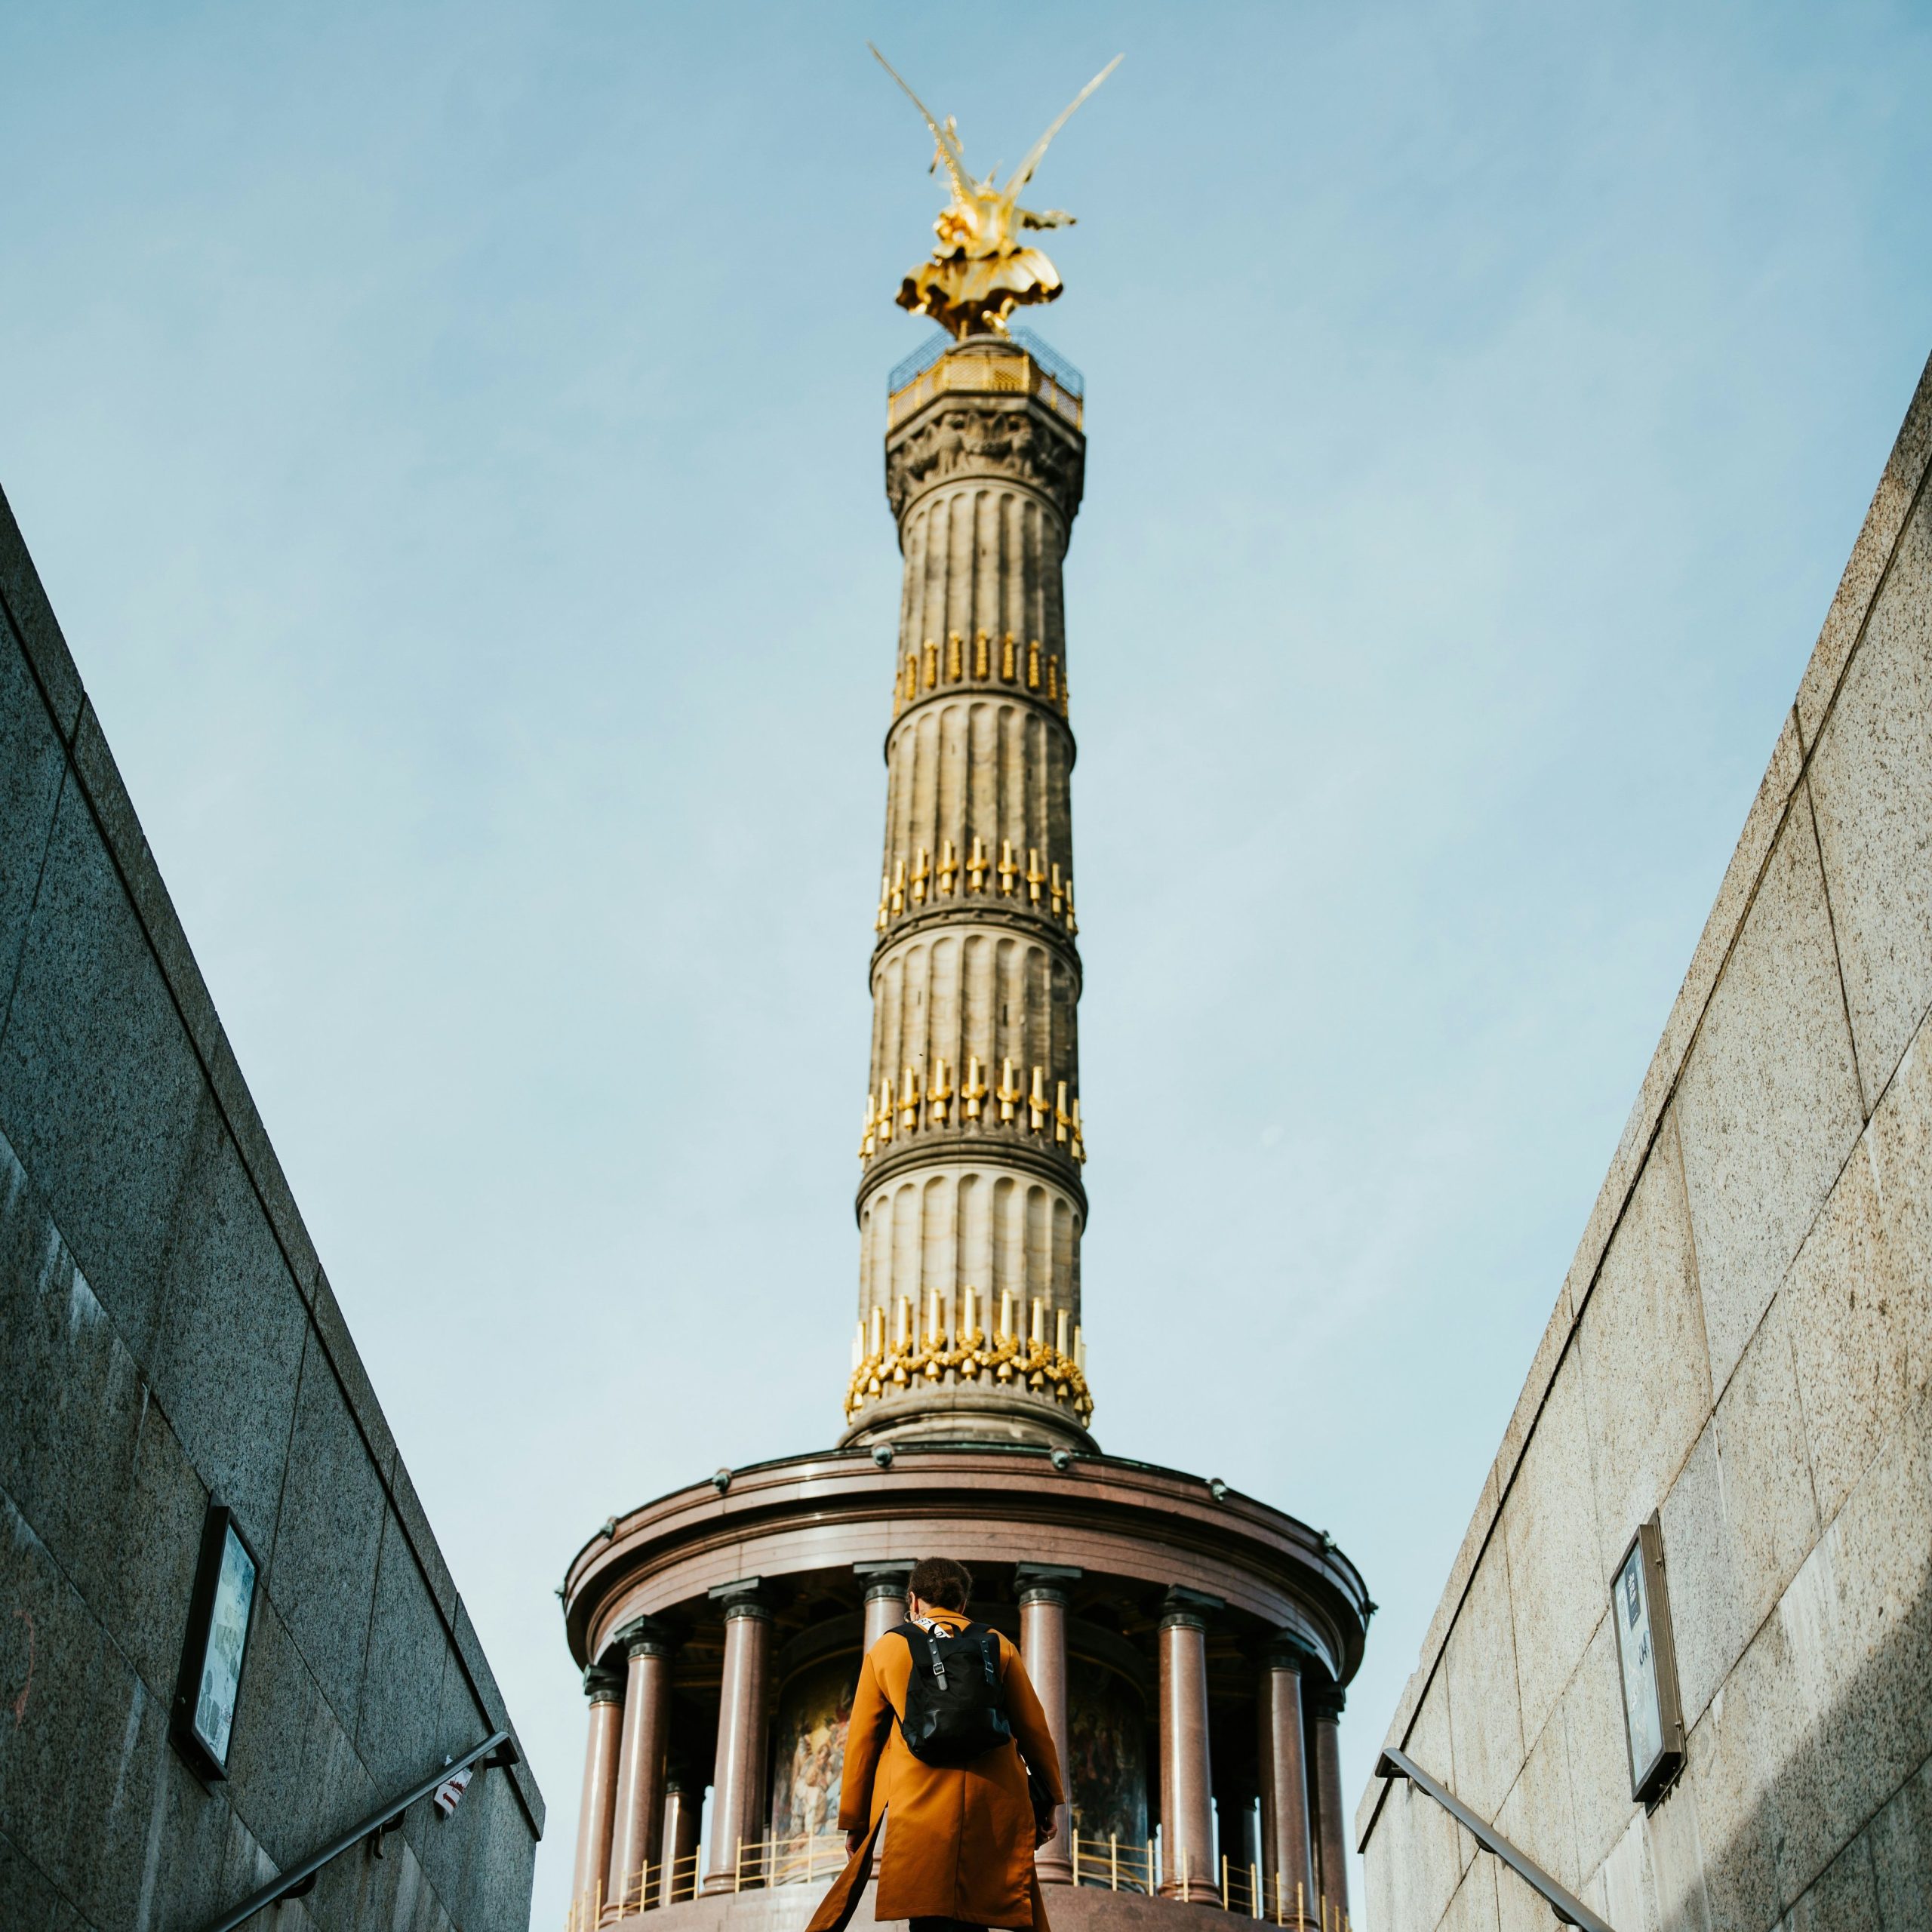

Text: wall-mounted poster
xmin=1612 ymin=1514 xmax=1684 ymax=1805
xmin=171 ymin=1504 xmax=258 ymax=1779
xmin=771 ymin=1656 xmax=859 ymax=1845
xmin=1067 ymin=1658 xmax=1147 ymax=1870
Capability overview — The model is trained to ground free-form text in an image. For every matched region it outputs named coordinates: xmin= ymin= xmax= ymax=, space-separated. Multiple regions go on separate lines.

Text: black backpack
xmin=894 ymin=1621 xmax=1014 ymax=1766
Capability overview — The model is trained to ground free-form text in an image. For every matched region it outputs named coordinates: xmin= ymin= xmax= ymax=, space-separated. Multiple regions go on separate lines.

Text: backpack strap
xmin=891 ymin=1619 xmax=999 ymax=1690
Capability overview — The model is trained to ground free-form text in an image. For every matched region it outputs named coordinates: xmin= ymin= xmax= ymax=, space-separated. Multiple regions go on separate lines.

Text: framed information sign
xmin=1611 ymin=1513 xmax=1684 ymax=1804
xmin=172 ymin=1503 xmax=259 ymax=1780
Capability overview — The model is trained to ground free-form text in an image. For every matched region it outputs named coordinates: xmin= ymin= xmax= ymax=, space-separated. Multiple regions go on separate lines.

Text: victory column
xmin=561 ymin=54 xmax=1370 ymax=1932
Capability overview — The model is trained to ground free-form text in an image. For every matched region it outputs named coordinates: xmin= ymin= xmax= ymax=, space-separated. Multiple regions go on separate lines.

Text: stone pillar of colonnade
xmin=844 ymin=336 xmax=1096 ymax=1454
xmin=1157 ymin=1595 xmax=1218 ymax=1904
xmin=1217 ymin=1783 xmax=1260 ymax=1901
xmin=659 ymin=1767 xmax=703 ymax=1906
xmin=605 ymin=1628 xmax=675 ymax=1915
xmin=700 ymin=1586 xmax=774 ymax=1896
xmin=571 ymin=1666 xmax=625 ymax=1921
xmin=1306 ymin=1681 xmax=1350 ymax=1928
xmin=1258 ymin=1641 xmax=1318 ymax=1928
xmin=857 ymin=1561 xmax=915 ymax=1647
xmin=1017 ymin=1564 xmax=1081 ymax=1885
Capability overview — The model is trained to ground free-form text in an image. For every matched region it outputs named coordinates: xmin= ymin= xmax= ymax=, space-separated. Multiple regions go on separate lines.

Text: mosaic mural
xmin=1066 ymin=1657 xmax=1147 ymax=1857
xmin=771 ymin=1655 xmax=859 ymax=1842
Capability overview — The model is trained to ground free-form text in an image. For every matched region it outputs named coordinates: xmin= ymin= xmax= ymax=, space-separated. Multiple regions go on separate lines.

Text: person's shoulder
xmin=867 ymin=1626 xmax=915 ymax=1666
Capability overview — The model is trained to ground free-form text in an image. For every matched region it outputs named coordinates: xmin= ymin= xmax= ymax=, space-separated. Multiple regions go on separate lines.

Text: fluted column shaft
xmin=701 ymin=1596 xmax=773 ymax=1894
xmin=1258 ymin=1647 xmax=1317 ymax=1927
xmin=1308 ymin=1685 xmax=1349 ymax=1927
xmin=571 ymin=1669 xmax=625 ymax=1917
xmin=850 ymin=340 xmax=1093 ymax=1450
xmin=1158 ymin=1608 xmax=1216 ymax=1903
xmin=1019 ymin=1571 xmax=1078 ymax=1885
xmin=606 ymin=1635 xmax=675 ymax=1912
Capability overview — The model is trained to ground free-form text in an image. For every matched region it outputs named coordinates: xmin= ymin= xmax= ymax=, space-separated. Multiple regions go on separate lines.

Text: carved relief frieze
xmin=885 ymin=397 xmax=1086 ymax=525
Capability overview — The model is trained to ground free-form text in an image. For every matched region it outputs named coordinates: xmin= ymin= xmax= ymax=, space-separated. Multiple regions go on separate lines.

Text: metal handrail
xmin=1007 ymin=327 xmax=1084 ymax=398
xmin=1375 ymin=1747 xmax=1612 ymax=1932
xmin=887 ymin=331 xmax=953 ymax=392
xmin=203 ymin=1728 xmax=518 ymax=1932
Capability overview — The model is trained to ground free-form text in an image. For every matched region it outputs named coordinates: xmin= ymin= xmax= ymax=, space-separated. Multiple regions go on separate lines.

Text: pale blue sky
xmin=5 ymin=2 xmax=1930 ymax=1923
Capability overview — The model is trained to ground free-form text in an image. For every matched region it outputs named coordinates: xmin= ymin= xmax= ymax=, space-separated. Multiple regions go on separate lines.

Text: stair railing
xmin=203 ymin=1727 xmax=518 ymax=1931
xmin=1374 ymin=1746 xmax=1612 ymax=1932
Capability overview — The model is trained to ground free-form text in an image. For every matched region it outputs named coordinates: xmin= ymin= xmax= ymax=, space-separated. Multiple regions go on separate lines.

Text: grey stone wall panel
xmin=0 ymin=489 xmax=85 ymax=740
xmin=1438 ymin=1858 xmax=1500 ymax=1932
xmin=1708 ymin=1294 xmax=1820 ymax=1656
xmin=1441 ymin=1535 xmax=1521 ymax=1823
xmin=0 ymin=608 xmax=66 ymax=1031
xmin=1672 ymin=788 xmax=1865 ymax=1393
xmin=0 ymin=1494 xmax=104 ymax=1901
xmin=1557 ymin=1612 xmax=1629 ymax=1890
xmin=310 ymin=1266 xmax=401 ymax=1486
xmin=1494 ymin=1676 xmax=1583 ymax=1899
xmin=1865 ymin=1023 xmax=1932 ymax=1404
xmin=0 ymin=488 xmax=542 ymax=1920
xmin=0 ymin=1133 xmax=205 ymax=1696
xmin=1498 ymin=1357 xmax=1604 ymax=1752
xmin=1654 ymin=1420 xmax=1739 ymax=1727
xmin=1779 ymin=1136 xmax=1905 ymax=1527
xmin=1639 ymin=1780 xmax=1709 ymax=1932
xmin=1866 ymin=1748 xmax=1932 ymax=1930
xmin=149 ymin=1090 xmax=309 ymax=1554
xmin=356 ymin=1510 xmax=455 ymax=1795
xmin=0 ymin=778 xmax=208 ymax=1370
xmin=1574 ymin=1109 xmax=1712 ymax=1584
xmin=270 ymin=1331 xmax=391 ymax=1731
xmin=1807 ymin=487 xmax=1932 ymax=1105
xmin=1794 ymin=359 xmax=1932 ymax=752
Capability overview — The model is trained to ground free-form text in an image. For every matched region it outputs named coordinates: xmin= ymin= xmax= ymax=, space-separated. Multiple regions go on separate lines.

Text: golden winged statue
xmin=871 ymin=45 xmax=1121 ymax=339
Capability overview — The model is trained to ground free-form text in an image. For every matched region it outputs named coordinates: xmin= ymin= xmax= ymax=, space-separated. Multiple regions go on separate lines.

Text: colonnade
xmin=570 ymin=1575 xmax=1349 ymax=1929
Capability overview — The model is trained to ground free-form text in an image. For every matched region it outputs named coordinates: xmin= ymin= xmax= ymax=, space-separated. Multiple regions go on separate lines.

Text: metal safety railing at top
xmin=887 ymin=326 xmax=1084 ymax=401
xmin=1067 ymin=1835 xmax=1349 ymax=1931
xmin=885 ymin=341 xmax=1084 ymax=432
xmin=1007 ymin=328 xmax=1084 ymax=398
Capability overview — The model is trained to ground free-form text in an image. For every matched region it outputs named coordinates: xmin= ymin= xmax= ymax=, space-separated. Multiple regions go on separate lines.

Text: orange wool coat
xmin=805 ymin=1611 xmax=1066 ymax=1932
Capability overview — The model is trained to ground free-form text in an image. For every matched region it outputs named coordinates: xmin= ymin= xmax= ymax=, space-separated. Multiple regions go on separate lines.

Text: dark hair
xmin=908 ymin=1556 xmax=974 ymax=1612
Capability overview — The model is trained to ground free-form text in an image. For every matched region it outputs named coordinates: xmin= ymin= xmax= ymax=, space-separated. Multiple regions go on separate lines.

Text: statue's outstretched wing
xmin=869 ymin=45 xmax=973 ymax=203
xmin=1006 ymin=54 xmax=1121 ymax=198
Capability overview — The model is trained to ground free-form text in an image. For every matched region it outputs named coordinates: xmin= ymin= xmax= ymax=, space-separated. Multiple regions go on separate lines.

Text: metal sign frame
xmin=171 ymin=1501 xmax=260 ymax=1780
xmin=1611 ymin=1512 xmax=1684 ymax=1806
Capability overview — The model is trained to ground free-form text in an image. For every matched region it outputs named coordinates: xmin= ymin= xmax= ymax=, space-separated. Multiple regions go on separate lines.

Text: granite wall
xmin=1357 ymin=351 xmax=1932 ymax=1932
xmin=0 ymin=484 xmax=544 ymax=1930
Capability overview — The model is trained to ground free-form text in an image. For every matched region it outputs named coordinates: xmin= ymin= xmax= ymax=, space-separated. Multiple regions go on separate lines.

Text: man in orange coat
xmin=807 ymin=1557 xmax=1066 ymax=1932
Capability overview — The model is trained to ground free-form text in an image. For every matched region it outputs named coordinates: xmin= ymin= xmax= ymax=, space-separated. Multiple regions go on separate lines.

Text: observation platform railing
xmin=886 ymin=340 xmax=1084 ymax=432
xmin=568 ymin=1832 xmax=1353 ymax=1930
xmin=1069 ymin=1836 xmax=1346 ymax=1929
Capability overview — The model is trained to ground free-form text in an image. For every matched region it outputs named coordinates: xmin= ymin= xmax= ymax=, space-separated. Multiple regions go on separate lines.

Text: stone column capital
xmin=708 ymin=1577 xmax=771 ymax=1622
xmin=584 ymin=1666 xmax=626 ymax=1705
xmin=1159 ymin=1584 xmax=1223 ymax=1631
xmin=614 ymin=1615 xmax=678 ymax=1660
xmin=1263 ymin=1630 xmax=1323 ymax=1674
xmin=1306 ymin=1678 xmax=1346 ymax=1722
xmin=854 ymin=1560 xmax=915 ymax=1601
xmin=1015 ymin=1563 xmax=1082 ymax=1606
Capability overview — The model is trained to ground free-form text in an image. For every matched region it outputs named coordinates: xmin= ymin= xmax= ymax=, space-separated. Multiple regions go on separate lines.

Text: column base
xmin=1156 ymin=1883 xmax=1223 ymax=1907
